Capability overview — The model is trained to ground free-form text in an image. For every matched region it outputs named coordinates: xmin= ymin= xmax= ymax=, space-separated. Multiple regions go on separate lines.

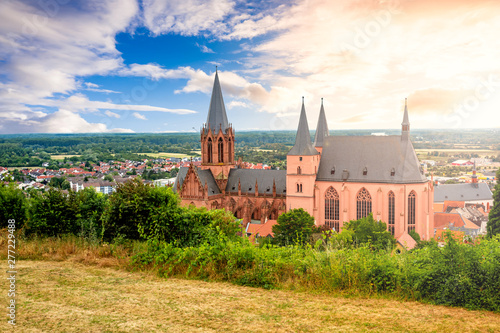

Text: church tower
xmin=313 ymin=98 xmax=329 ymax=154
xmin=200 ymin=70 xmax=235 ymax=185
xmin=286 ymin=98 xmax=320 ymax=216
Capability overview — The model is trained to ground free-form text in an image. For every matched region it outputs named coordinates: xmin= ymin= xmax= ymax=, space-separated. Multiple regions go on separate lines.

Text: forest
xmin=0 ymin=129 xmax=499 ymax=167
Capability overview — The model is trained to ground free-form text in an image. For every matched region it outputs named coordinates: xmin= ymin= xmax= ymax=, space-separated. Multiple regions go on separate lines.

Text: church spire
xmin=313 ymin=98 xmax=329 ymax=148
xmin=401 ymin=98 xmax=410 ymax=141
xmin=206 ymin=70 xmax=229 ymax=133
xmin=288 ymin=97 xmax=319 ymax=156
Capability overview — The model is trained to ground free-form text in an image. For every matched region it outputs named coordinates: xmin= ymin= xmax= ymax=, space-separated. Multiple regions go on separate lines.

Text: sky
xmin=1 ymin=0 xmax=500 ymax=134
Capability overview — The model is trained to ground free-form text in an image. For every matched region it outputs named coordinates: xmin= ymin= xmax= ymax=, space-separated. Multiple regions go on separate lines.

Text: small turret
xmin=402 ymin=98 xmax=410 ymax=141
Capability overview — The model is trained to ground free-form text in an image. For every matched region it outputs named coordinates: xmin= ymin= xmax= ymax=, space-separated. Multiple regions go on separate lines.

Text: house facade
xmin=175 ymin=72 xmax=435 ymax=241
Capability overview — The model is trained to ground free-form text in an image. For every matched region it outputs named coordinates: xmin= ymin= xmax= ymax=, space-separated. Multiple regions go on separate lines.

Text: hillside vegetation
xmin=5 ymin=260 xmax=500 ymax=332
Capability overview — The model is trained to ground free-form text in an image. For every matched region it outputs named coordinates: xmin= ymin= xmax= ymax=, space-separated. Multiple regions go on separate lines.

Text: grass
xmin=50 ymin=154 xmax=82 ymax=160
xmin=5 ymin=260 xmax=500 ymax=332
xmin=140 ymin=152 xmax=194 ymax=159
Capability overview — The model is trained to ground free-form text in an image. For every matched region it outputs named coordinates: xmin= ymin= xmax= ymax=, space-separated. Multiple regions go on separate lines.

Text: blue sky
xmin=1 ymin=0 xmax=500 ymax=134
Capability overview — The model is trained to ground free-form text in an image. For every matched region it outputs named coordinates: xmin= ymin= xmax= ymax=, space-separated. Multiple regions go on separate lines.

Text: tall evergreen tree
xmin=487 ymin=169 xmax=500 ymax=237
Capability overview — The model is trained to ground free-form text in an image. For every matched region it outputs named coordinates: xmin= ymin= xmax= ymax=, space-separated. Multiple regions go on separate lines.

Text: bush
xmin=0 ymin=182 xmax=27 ymax=228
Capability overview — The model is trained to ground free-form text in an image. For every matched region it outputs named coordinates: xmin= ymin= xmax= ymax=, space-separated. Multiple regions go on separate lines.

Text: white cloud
xmin=105 ymin=110 xmax=121 ymax=118
xmin=195 ymin=42 xmax=215 ymax=53
xmin=0 ymin=109 xmax=134 ymax=134
xmin=133 ymin=112 xmax=147 ymax=120
xmin=227 ymin=100 xmax=250 ymax=109
xmin=141 ymin=0 xmax=234 ymax=36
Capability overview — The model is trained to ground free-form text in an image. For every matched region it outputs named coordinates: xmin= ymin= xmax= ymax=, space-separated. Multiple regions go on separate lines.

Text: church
xmin=174 ymin=71 xmax=435 ymax=242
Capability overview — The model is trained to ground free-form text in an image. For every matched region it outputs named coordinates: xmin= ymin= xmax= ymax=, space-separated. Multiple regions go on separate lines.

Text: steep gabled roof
xmin=206 ymin=71 xmax=229 ymax=133
xmin=173 ymin=167 xmax=221 ymax=196
xmin=313 ymin=99 xmax=329 ymax=147
xmin=288 ymin=100 xmax=319 ymax=156
xmin=225 ymin=169 xmax=286 ymax=195
xmin=434 ymin=183 xmax=493 ymax=202
xmin=316 ymin=135 xmax=427 ymax=183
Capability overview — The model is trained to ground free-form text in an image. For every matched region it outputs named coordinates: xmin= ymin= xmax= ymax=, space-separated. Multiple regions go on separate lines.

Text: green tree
xmin=103 ymin=174 xmax=114 ymax=182
xmin=272 ymin=208 xmax=315 ymax=246
xmin=27 ymin=189 xmax=78 ymax=236
xmin=0 ymin=183 xmax=27 ymax=228
xmin=487 ymin=169 xmax=500 ymax=237
xmin=339 ymin=213 xmax=396 ymax=251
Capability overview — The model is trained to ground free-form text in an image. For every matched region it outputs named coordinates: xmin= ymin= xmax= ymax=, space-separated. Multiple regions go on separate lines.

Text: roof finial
xmin=216 ymin=65 xmax=218 ymax=73
xmin=302 ymin=96 xmax=304 ymax=104
xmin=321 ymin=97 xmax=323 ymax=105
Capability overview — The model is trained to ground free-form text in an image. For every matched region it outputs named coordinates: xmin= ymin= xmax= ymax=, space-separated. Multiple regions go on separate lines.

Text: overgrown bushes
xmin=132 ymin=233 xmax=500 ymax=312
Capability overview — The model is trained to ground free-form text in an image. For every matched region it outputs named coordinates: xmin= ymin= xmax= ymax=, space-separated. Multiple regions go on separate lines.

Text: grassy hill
xmin=8 ymin=260 xmax=500 ymax=332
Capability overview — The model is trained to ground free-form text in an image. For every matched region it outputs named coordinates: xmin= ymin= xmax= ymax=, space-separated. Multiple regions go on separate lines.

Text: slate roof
xmin=173 ymin=167 xmax=221 ymax=196
xmin=206 ymin=71 xmax=229 ymax=133
xmin=225 ymin=169 xmax=286 ymax=195
xmin=288 ymin=100 xmax=319 ymax=156
xmin=313 ymin=100 xmax=329 ymax=147
xmin=434 ymin=183 xmax=493 ymax=202
xmin=316 ymin=135 xmax=427 ymax=184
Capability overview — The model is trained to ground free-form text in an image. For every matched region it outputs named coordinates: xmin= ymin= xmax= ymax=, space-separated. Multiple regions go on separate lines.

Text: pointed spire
xmin=206 ymin=71 xmax=229 ymax=133
xmin=288 ymin=98 xmax=319 ymax=156
xmin=472 ymin=161 xmax=478 ymax=185
xmin=401 ymin=98 xmax=410 ymax=141
xmin=313 ymin=98 xmax=329 ymax=147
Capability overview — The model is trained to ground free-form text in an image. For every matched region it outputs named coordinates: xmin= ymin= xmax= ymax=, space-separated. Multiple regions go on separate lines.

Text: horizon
xmin=2 ymin=1 xmax=500 ymax=134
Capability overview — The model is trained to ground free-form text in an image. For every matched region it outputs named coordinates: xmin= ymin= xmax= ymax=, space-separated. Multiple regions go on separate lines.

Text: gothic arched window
xmin=207 ymin=138 xmax=213 ymax=163
xmin=408 ymin=191 xmax=416 ymax=233
xmin=297 ymin=166 xmax=301 ymax=174
xmin=388 ymin=191 xmax=395 ymax=235
xmin=325 ymin=187 xmax=340 ymax=231
xmin=218 ymin=137 xmax=224 ymax=163
xmin=228 ymin=138 xmax=232 ymax=163
xmin=356 ymin=187 xmax=372 ymax=220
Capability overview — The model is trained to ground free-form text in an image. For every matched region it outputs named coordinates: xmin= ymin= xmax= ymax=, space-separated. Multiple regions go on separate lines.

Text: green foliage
xmin=133 ymin=234 xmax=500 ymax=312
xmin=49 ymin=177 xmax=71 ymax=190
xmin=337 ymin=214 xmax=396 ymax=251
xmin=487 ymin=169 xmax=500 ymax=237
xmin=102 ymin=178 xmax=160 ymax=241
xmin=409 ymin=230 xmax=421 ymax=243
xmin=27 ymin=189 xmax=78 ymax=236
xmin=103 ymin=174 xmax=114 ymax=182
xmin=272 ymin=208 xmax=315 ymax=246
xmin=0 ymin=182 xmax=28 ymax=228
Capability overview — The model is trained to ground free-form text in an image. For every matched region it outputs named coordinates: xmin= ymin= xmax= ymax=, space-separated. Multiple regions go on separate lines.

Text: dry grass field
xmin=3 ymin=260 xmax=500 ymax=333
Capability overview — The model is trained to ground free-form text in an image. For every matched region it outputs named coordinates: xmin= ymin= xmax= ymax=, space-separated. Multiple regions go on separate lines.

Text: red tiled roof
xmin=397 ymin=233 xmax=417 ymax=250
xmin=443 ymin=200 xmax=465 ymax=211
xmin=434 ymin=212 xmax=465 ymax=228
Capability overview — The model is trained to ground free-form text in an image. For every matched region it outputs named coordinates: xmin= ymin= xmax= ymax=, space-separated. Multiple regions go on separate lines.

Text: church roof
xmin=313 ymin=100 xmax=329 ymax=147
xmin=173 ymin=167 xmax=221 ymax=196
xmin=316 ymin=135 xmax=427 ymax=184
xmin=226 ymin=169 xmax=286 ymax=195
xmin=206 ymin=71 xmax=229 ymax=133
xmin=288 ymin=100 xmax=319 ymax=156
xmin=434 ymin=183 xmax=492 ymax=202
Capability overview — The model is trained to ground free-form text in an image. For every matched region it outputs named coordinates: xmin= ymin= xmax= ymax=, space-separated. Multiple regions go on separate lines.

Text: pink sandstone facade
xmin=175 ymin=72 xmax=434 ymax=243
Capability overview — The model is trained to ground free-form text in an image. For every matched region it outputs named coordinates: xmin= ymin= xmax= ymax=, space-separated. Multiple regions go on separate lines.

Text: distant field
xmin=50 ymin=154 xmax=81 ymax=160
xmin=142 ymin=152 xmax=193 ymax=158
xmin=10 ymin=260 xmax=500 ymax=332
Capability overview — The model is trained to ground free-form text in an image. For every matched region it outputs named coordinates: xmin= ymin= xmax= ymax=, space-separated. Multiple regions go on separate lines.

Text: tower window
xmin=218 ymin=137 xmax=224 ymax=163
xmin=207 ymin=138 xmax=213 ymax=163
xmin=299 ymin=157 xmax=302 ymax=161
xmin=297 ymin=166 xmax=301 ymax=174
